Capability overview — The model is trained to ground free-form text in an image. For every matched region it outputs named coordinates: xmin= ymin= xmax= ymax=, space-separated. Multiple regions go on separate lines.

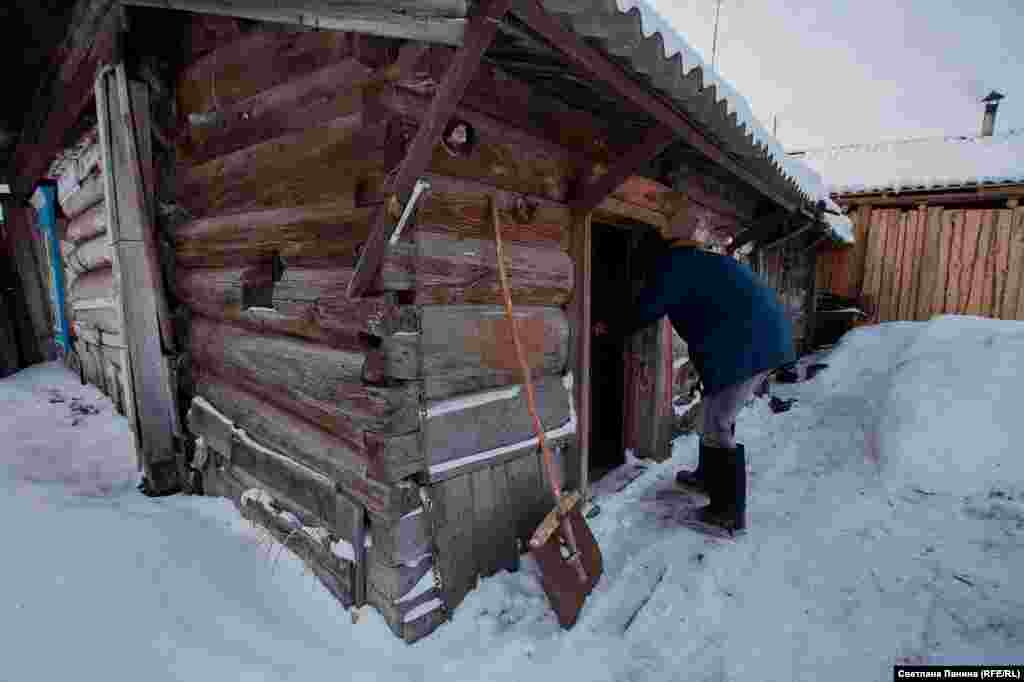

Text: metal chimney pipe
xmin=981 ymin=91 xmax=1005 ymax=137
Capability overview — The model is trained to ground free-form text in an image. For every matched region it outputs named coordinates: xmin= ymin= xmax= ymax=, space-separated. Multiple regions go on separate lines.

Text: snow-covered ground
xmin=3 ymin=315 xmax=1023 ymax=681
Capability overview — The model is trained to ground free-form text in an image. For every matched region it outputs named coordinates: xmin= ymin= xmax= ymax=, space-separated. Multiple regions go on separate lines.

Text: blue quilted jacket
xmin=622 ymin=246 xmax=796 ymax=395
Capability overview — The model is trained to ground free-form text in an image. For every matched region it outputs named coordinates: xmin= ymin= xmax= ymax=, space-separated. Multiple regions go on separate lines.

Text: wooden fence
xmin=817 ymin=205 xmax=1024 ymax=323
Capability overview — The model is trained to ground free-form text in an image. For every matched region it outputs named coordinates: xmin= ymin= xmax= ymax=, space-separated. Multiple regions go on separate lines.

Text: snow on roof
xmin=789 ymin=129 xmax=1024 ymax=196
xmin=601 ymin=1 xmax=854 ymax=242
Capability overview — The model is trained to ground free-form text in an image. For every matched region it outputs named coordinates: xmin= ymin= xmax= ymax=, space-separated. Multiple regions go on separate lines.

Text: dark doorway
xmin=588 ymin=223 xmax=634 ymax=481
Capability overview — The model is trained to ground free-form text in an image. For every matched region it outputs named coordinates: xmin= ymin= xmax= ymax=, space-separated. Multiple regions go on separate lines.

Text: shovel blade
xmin=529 ymin=493 xmax=603 ymax=628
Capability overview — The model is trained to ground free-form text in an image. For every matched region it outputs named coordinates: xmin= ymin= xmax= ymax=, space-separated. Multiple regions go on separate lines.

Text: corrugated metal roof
xmin=523 ymin=0 xmax=853 ymax=241
xmin=790 ymin=129 xmax=1024 ymax=196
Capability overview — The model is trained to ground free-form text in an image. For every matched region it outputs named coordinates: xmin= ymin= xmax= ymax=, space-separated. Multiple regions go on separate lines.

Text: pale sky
xmin=646 ymin=0 xmax=1022 ymax=151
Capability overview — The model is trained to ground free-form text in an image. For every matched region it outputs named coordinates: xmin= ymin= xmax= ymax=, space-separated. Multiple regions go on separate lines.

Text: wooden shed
xmin=793 ymin=129 xmax=1024 ymax=341
xmin=4 ymin=0 xmax=850 ymax=643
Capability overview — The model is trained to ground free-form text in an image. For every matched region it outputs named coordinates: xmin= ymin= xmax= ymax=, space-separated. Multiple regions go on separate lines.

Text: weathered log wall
xmin=171 ymin=23 xmax=687 ymax=643
xmin=48 ymin=127 xmax=132 ymax=415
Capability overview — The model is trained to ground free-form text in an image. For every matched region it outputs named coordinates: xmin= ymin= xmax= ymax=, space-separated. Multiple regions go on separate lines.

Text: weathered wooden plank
xmin=399 ymin=175 xmax=569 ymax=247
xmin=59 ymin=171 xmax=105 ymax=221
xmin=72 ymin=321 xmax=126 ymax=350
xmin=176 ymin=28 xmax=356 ymax=119
xmin=64 ymin=234 xmax=113 ymax=275
xmin=177 ymin=263 xmax=408 ymax=349
xmin=380 ymin=233 xmax=573 ymax=306
xmin=470 ymin=466 xmax=500 ymax=578
xmin=193 ymin=369 xmax=419 ymax=487
xmin=864 ymin=208 xmax=887 ymax=320
xmin=367 ymin=580 xmax=444 ymax=644
xmin=944 ymin=210 xmax=967 ymax=314
xmin=915 ymin=207 xmax=943 ymax=321
xmin=969 ymin=210 xmax=997 ymax=316
xmin=883 ymin=211 xmax=906 ymax=322
xmin=65 ymin=201 xmax=107 ymax=243
xmin=851 ymin=205 xmax=872 ymax=298
xmin=69 ymin=266 xmax=115 ymax=303
xmin=178 ymin=57 xmax=372 ymax=168
xmin=174 ymin=202 xmax=373 ymax=267
xmin=1004 ymin=209 xmax=1024 ymax=319
xmin=933 ymin=209 xmax=956 ymax=317
xmin=190 ymin=387 xmax=420 ymax=523
xmin=191 ymin=396 xmax=360 ymax=539
xmin=957 ymin=210 xmax=983 ymax=314
xmin=176 ymin=114 xmax=397 ymax=218
xmin=431 ymin=472 xmax=477 ymax=611
xmin=377 ymin=305 xmax=569 ymax=399
xmin=895 ymin=211 xmax=914 ymax=320
xmin=992 ymin=210 xmax=1014 ymax=319
xmin=488 ymin=463 xmax=520 ymax=574
xmin=423 ymin=376 xmax=570 ymax=468
xmin=502 ymin=448 xmax=548 ymax=546
xmin=97 ymin=65 xmax=181 ymax=488
xmin=189 ymin=315 xmax=419 ymax=435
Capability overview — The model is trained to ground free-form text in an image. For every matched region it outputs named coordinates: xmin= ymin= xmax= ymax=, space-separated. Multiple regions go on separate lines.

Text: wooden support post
xmin=509 ymin=0 xmax=803 ymax=215
xmin=96 ymin=64 xmax=180 ymax=494
xmin=565 ymin=211 xmax=592 ymax=497
xmin=347 ymin=0 xmax=513 ymax=298
xmin=572 ymin=126 xmax=677 ymax=215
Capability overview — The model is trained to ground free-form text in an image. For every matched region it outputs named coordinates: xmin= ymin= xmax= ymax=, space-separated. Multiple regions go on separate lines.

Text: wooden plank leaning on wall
xmin=96 ymin=64 xmax=181 ymax=494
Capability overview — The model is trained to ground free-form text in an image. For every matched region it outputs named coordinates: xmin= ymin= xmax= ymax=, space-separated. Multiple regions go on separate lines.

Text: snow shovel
xmin=490 ymin=197 xmax=603 ymax=629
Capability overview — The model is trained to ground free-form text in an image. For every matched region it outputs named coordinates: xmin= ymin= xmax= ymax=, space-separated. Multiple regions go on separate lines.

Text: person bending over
xmin=595 ymin=233 xmax=795 ymax=533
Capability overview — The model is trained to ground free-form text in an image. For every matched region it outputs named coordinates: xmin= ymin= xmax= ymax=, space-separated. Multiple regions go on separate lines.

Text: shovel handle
xmin=490 ymin=196 xmax=563 ymax=498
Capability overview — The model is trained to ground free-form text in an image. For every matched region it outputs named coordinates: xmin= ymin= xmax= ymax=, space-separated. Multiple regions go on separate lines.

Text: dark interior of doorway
xmin=588 ymin=222 xmax=634 ymax=483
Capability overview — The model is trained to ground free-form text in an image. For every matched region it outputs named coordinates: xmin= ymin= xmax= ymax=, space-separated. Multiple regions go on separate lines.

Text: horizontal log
xmin=64 ymin=234 xmax=113 ymax=275
xmin=375 ymin=305 xmax=570 ymax=399
xmin=65 ymin=200 xmax=107 ymax=243
xmin=235 ymin=481 xmax=356 ymax=608
xmin=176 ymin=263 xmax=414 ymax=349
xmin=423 ymin=376 xmax=570 ymax=468
xmin=174 ymin=202 xmax=374 ymax=267
xmin=380 ymin=233 xmax=573 ymax=306
xmin=193 ymin=370 xmax=423 ymax=486
xmin=190 ymin=387 xmax=421 ymax=520
xmin=376 ymin=86 xmax=577 ymax=202
xmin=190 ymin=315 xmax=419 ymax=435
xmin=176 ymin=114 xmax=400 ymax=217
xmin=69 ymin=266 xmax=115 ymax=302
xmin=176 ymin=28 xmax=364 ymax=118
xmin=369 ymin=174 xmax=569 ymax=247
xmin=179 ymin=57 xmax=371 ymax=168
xmin=60 ymin=171 xmax=105 ymax=220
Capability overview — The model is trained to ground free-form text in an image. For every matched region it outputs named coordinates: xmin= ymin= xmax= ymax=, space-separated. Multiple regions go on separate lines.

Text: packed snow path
xmin=2 ymin=316 xmax=1022 ymax=681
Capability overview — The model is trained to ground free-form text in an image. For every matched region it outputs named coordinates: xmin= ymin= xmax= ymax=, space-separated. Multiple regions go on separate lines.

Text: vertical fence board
xmin=958 ymin=210 xmax=984 ymax=315
xmin=992 ymin=210 xmax=1014 ymax=319
xmin=1006 ymin=208 xmax=1024 ymax=320
xmin=851 ymin=205 xmax=872 ymax=297
xmin=897 ymin=211 xmax=915 ymax=319
xmin=917 ymin=207 xmax=943 ymax=321
xmin=905 ymin=207 xmax=926 ymax=321
xmin=943 ymin=210 xmax=965 ymax=314
xmin=865 ymin=209 xmax=887 ymax=321
xmin=881 ymin=210 xmax=904 ymax=322
xmin=974 ymin=210 xmax=998 ymax=316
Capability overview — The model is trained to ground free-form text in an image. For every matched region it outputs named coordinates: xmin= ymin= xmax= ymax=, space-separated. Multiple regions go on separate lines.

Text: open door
xmin=587 ymin=222 xmax=633 ymax=482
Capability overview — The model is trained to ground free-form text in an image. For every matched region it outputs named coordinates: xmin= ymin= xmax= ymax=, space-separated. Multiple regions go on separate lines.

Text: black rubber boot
xmin=696 ymin=444 xmax=747 ymax=533
xmin=675 ymin=441 xmax=711 ymax=494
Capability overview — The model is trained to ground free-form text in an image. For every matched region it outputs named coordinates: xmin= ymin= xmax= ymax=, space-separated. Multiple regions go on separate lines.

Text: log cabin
xmin=3 ymin=0 xmax=853 ymax=642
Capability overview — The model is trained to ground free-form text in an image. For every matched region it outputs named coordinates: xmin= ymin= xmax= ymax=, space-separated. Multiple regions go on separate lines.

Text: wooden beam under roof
xmin=347 ymin=0 xmax=513 ymax=298
xmin=122 ymin=0 xmax=468 ymax=45
xmin=571 ymin=125 xmax=677 ymax=214
xmin=507 ymin=0 xmax=804 ymax=216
